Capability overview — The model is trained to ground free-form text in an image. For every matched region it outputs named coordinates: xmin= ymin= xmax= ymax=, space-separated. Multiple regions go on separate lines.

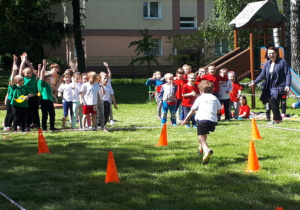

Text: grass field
xmin=0 ymin=79 xmax=300 ymax=210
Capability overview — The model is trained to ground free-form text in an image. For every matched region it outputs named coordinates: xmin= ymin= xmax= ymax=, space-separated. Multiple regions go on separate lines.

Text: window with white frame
xmin=145 ymin=38 xmax=162 ymax=56
xmin=180 ymin=17 xmax=196 ymax=29
xmin=143 ymin=2 xmax=162 ymax=19
xmin=215 ymin=39 xmax=229 ymax=55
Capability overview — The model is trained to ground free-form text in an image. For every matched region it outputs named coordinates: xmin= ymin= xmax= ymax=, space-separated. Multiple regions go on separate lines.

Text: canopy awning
xmin=229 ymin=0 xmax=284 ymax=29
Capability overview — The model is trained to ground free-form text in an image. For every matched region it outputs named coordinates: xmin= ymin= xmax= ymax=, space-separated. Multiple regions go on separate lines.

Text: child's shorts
xmin=196 ymin=120 xmax=218 ymax=135
xmin=83 ymin=105 xmax=97 ymax=115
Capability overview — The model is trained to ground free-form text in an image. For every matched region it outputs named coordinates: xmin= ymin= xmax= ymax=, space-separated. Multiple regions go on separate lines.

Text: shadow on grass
xmin=0 ymin=132 xmax=299 ymax=210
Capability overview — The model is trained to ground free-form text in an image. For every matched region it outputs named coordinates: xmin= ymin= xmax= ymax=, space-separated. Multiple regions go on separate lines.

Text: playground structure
xmin=212 ymin=0 xmax=286 ymax=108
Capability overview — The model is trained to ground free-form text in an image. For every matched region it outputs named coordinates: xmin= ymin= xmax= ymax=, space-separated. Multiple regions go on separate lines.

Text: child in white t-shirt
xmin=182 ymin=80 xmax=221 ymax=165
xmin=101 ymin=73 xmax=118 ymax=130
xmin=71 ymin=72 xmax=82 ymax=129
xmin=79 ymin=71 xmax=100 ymax=130
xmin=58 ymin=72 xmax=74 ymax=128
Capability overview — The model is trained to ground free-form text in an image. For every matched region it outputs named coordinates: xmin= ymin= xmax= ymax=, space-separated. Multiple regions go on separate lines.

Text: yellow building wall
xmin=85 ymin=36 xmax=173 ymax=57
xmin=180 ymin=0 xmax=197 ymax=17
xmin=85 ymin=0 xmax=173 ymax=30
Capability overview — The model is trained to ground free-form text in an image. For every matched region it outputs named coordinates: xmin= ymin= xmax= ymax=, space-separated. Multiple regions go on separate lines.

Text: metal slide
xmin=290 ymin=68 xmax=300 ymax=100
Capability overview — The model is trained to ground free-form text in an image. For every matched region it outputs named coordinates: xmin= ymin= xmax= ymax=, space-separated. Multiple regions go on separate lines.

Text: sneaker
xmin=203 ymin=150 xmax=213 ymax=165
xmin=6 ymin=127 xmax=11 ymax=131
xmin=3 ymin=127 xmax=7 ymax=131
xmin=25 ymin=127 xmax=31 ymax=132
xmin=110 ymin=120 xmax=115 ymax=125
xmin=197 ymin=146 xmax=203 ymax=155
xmin=192 ymin=125 xmax=197 ymax=128
xmin=17 ymin=126 xmax=22 ymax=131
xmin=172 ymin=123 xmax=177 ymax=126
xmin=91 ymin=127 xmax=97 ymax=131
xmin=103 ymin=127 xmax=108 ymax=132
xmin=186 ymin=124 xmax=191 ymax=128
xmin=292 ymin=103 xmax=296 ymax=109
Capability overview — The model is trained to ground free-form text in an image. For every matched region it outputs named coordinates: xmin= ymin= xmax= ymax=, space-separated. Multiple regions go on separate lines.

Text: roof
xmin=229 ymin=0 xmax=284 ymax=28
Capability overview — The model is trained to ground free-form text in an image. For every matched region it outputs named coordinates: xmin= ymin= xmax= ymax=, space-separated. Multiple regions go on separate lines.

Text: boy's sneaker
xmin=172 ymin=123 xmax=177 ymax=126
xmin=197 ymin=146 xmax=203 ymax=155
xmin=292 ymin=103 xmax=296 ymax=108
xmin=17 ymin=126 xmax=22 ymax=131
xmin=102 ymin=127 xmax=108 ymax=132
xmin=192 ymin=125 xmax=197 ymax=128
xmin=186 ymin=124 xmax=191 ymax=128
xmin=25 ymin=127 xmax=31 ymax=132
xmin=91 ymin=127 xmax=97 ymax=131
xmin=203 ymin=150 xmax=213 ymax=165
xmin=110 ymin=120 xmax=115 ymax=125
xmin=6 ymin=127 xmax=11 ymax=131
xmin=3 ymin=127 xmax=7 ymax=131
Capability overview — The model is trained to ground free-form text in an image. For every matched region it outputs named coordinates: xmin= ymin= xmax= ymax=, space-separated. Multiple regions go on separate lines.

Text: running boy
xmin=182 ymin=80 xmax=221 ymax=165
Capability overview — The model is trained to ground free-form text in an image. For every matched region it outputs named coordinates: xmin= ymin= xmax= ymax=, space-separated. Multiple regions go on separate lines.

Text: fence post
xmin=131 ymin=56 xmax=135 ymax=85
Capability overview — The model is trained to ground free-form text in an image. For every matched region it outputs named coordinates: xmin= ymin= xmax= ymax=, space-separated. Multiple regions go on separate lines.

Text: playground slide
xmin=290 ymin=68 xmax=300 ymax=100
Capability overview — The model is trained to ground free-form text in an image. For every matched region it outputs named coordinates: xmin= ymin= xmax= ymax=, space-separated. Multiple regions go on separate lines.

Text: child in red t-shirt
xmin=196 ymin=67 xmax=207 ymax=84
xmin=174 ymin=68 xmax=187 ymax=112
xmin=238 ymin=95 xmax=250 ymax=119
xmin=228 ymin=71 xmax=243 ymax=119
xmin=182 ymin=73 xmax=200 ymax=128
xmin=182 ymin=64 xmax=192 ymax=80
xmin=201 ymin=65 xmax=228 ymax=98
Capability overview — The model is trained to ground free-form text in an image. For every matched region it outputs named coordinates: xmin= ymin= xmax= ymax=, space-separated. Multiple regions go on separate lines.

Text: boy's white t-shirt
xmin=72 ymin=82 xmax=82 ymax=102
xmin=80 ymin=82 xmax=100 ymax=105
xmin=102 ymin=85 xmax=114 ymax=102
xmin=58 ymin=83 xmax=74 ymax=102
xmin=192 ymin=93 xmax=221 ymax=122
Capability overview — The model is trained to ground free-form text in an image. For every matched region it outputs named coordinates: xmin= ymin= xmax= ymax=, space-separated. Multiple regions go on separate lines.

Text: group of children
xmin=3 ymin=53 xmax=117 ymax=132
xmin=146 ymin=64 xmax=252 ymax=164
xmin=146 ymin=64 xmax=251 ymax=126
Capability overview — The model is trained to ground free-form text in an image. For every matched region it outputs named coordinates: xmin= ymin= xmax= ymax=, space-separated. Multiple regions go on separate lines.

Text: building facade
xmin=44 ymin=0 xmax=214 ymax=75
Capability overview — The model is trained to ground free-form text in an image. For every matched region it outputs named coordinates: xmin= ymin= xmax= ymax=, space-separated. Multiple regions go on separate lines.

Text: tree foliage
xmin=128 ymin=29 xmax=159 ymax=76
xmin=166 ymin=18 xmax=229 ymax=69
xmin=0 ymin=0 xmax=66 ymax=66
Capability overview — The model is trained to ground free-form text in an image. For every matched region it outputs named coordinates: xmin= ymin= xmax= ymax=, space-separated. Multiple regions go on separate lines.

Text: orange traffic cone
xmin=38 ymin=129 xmax=51 ymax=154
xmin=251 ymin=118 xmax=262 ymax=140
xmin=105 ymin=151 xmax=120 ymax=183
xmin=244 ymin=141 xmax=260 ymax=173
xmin=156 ymin=123 xmax=168 ymax=146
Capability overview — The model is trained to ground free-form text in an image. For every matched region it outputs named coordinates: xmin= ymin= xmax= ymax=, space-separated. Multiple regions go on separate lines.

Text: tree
xmin=290 ymin=0 xmax=300 ymax=74
xmin=0 ymin=0 xmax=66 ymax=66
xmin=128 ymin=29 xmax=160 ymax=76
xmin=283 ymin=0 xmax=291 ymax=64
xmin=71 ymin=0 xmax=86 ymax=73
xmin=166 ymin=18 xmax=228 ymax=69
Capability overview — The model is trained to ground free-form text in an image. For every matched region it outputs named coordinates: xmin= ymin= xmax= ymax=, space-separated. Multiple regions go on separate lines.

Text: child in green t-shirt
xmin=38 ymin=59 xmax=58 ymax=131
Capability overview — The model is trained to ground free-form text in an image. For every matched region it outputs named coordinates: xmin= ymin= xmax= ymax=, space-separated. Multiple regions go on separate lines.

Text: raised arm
xmin=40 ymin=59 xmax=47 ymax=81
xmin=11 ymin=54 xmax=19 ymax=86
xmin=19 ymin=53 xmax=27 ymax=76
xmin=103 ymin=62 xmax=112 ymax=79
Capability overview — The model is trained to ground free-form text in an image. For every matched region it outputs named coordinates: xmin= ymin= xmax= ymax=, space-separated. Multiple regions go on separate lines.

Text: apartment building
xmin=44 ymin=0 xmax=214 ymax=75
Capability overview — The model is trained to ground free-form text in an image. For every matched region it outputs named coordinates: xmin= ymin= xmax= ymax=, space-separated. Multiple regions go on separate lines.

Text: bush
xmin=0 ymin=54 xmax=13 ymax=71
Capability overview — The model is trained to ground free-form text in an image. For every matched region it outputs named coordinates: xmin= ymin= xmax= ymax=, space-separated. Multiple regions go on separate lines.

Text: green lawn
xmin=0 ymin=81 xmax=299 ymax=209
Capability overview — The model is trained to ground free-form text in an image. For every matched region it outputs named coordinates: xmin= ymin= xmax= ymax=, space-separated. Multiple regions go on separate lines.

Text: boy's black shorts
xmin=196 ymin=120 xmax=218 ymax=135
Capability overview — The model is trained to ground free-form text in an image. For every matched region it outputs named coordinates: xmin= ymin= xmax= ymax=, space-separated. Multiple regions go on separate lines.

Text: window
xmin=143 ymin=2 xmax=161 ymax=19
xmin=215 ymin=39 xmax=229 ymax=55
xmin=145 ymin=38 xmax=162 ymax=56
xmin=180 ymin=17 xmax=196 ymax=29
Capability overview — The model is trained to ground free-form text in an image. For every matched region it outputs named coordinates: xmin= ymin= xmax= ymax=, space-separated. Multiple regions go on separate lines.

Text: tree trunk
xmin=72 ymin=0 xmax=86 ymax=73
xmin=290 ymin=0 xmax=300 ymax=74
xmin=269 ymin=0 xmax=280 ymax=47
xmin=283 ymin=0 xmax=291 ymax=64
